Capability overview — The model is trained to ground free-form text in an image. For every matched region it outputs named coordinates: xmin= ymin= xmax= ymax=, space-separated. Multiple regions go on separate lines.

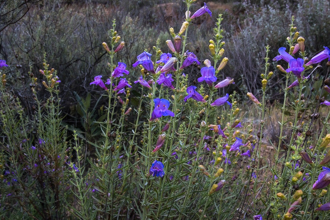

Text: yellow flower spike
xmin=293 ymin=32 xmax=299 ymax=40
xmin=102 ymin=42 xmax=110 ymax=52
xmin=217 ymin=57 xmax=229 ymax=71
xmin=179 ymin=21 xmax=189 ymax=35
xmin=218 ymin=48 xmax=225 ymax=57
xmin=42 ymin=81 xmax=49 ymax=89
xmin=214 ymin=168 xmax=224 ymax=177
xmin=209 ymin=44 xmax=215 ymax=56
xmin=277 ymin=65 xmax=287 ymax=74
xmin=297 ymin=36 xmax=305 ymax=52
xmin=214 ymin=157 xmax=222 ymax=165
xmin=262 ymin=79 xmax=267 ymax=90
xmin=293 ymin=190 xmax=303 ymax=200
xmin=277 ymin=192 xmax=287 ymax=200
xmin=320 ymin=134 xmax=330 ymax=148
xmin=320 ymin=189 xmax=327 ymax=197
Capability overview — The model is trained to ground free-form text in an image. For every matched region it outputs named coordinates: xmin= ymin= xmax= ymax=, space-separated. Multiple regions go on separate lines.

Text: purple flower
xmin=114 ymin=78 xmax=132 ymax=91
xmin=274 ymin=175 xmax=278 ymax=180
xmin=73 ymin=164 xmax=79 ymax=172
xmin=117 ymin=164 xmax=123 ymax=179
xmin=252 ymin=172 xmax=257 ymax=178
xmin=90 ymin=75 xmax=108 ymax=90
xmin=316 ymin=203 xmax=330 ymax=211
xmin=172 ymin=152 xmax=178 ymax=159
xmin=287 ymin=80 xmax=299 ymax=89
xmin=229 ymin=137 xmax=243 ymax=151
xmin=198 ymin=66 xmax=217 ymax=86
xmin=184 ymin=86 xmax=206 ymax=102
xmin=324 ymin=85 xmax=330 ymax=93
xmin=242 ymin=150 xmax=252 ymax=157
xmin=156 ymin=53 xmax=172 ymax=64
xmin=111 ymin=62 xmax=129 ymax=78
xmin=180 ymin=51 xmax=200 ymax=69
xmin=134 ymin=76 xmax=151 ymax=89
xmin=157 ymin=73 xmax=175 ymax=89
xmin=209 ymin=125 xmax=227 ymax=138
xmin=31 ymin=146 xmax=36 ymax=150
xmin=117 ymin=88 xmax=126 ymax=94
xmin=306 ymin=46 xmax=330 ymax=66
xmin=286 ymin=58 xmax=305 ymax=78
xmin=222 ymin=149 xmax=231 ymax=164
xmin=253 ymin=215 xmax=262 ymax=220
xmin=235 ymin=123 xmax=242 ymax=128
xmin=133 ymin=52 xmax=154 ymax=73
xmin=38 ymin=138 xmax=45 ymax=145
xmin=105 ymin=78 xmax=111 ymax=85
xmin=321 ymin=100 xmax=330 ymax=106
xmin=159 ymin=57 xmax=177 ymax=74
xmin=210 ymin=94 xmax=232 ymax=107
xmin=214 ymin=77 xmax=235 ymax=89
xmin=0 ymin=60 xmax=8 ymax=68
xmin=190 ymin=2 xmax=212 ymax=19
xmin=313 ymin=167 xmax=330 ymax=189
xmin=273 ymin=47 xmax=294 ymax=63
xmin=149 ymin=160 xmax=165 ymax=177
xmin=150 ymin=98 xmax=175 ymax=121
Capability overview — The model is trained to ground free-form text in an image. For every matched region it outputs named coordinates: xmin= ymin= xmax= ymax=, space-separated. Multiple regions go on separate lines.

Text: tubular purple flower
xmin=306 ymin=47 xmax=330 ymax=66
xmin=229 ymin=137 xmax=243 ymax=152
xmin=321 ymin=100 xmax=330 ymax=106
xmin=150 ymin=98 xmax=175 ymax=121
xmin=0 ymin=60 xmax=8 ymax=68
xmin=324 ymin=85 xmax=330 ymax=93
xmin=157 ymin=73 xmax=175 ymax=89
xmin=114 ymin=78 xmax=132 ymax=91
xmin=90 ymin=75 xmax=108 ymax=90
xmin=287 ymin=80 xmax=299 ymax=89
xmin=153 ymin=134 xmax=166 ymax=153
xmin=273 ymin=47 xmax=294 ymax=63
xmin=156 ymin=53 xmax=172 ymax=65
xmin=181 ymin=51 xmax=200 ymax=69
xmin=214 ymin=77 xmax=235 ymax=89
xmin=166 ymin=40 xmax=176 ymax=53
xmin=292 ymin=43 xmax=300 ymax=55
xmin=174 ymin=35 xmax=182 ymax=52
xmin=209 ymin=180 xmax=225 ymax=195
xmin=133 ymin=52 xmax=154 ymax=73
xmin=149 ymin=160 xmax=165 ymax=177
xmin=159 ymin=57 xmax=177 ymax=73
xmin=198 ymin=66 xmax=217 ymax=86
xmin=299 ymin=151 xmax=313 ymax=164
xmin=191 ymin=2 xmax=212 ymax=19
xmin=286 ymin=58 xmax=305 ymax=78
xmin=211 ymin=94 xmax=232 ymax=107
xmin=313 ymin=167 xmax=330 ymax=189
xmin=253 ymin=215 xmax=262 ymax=220
xmin=112 ymin=62 xmax=129 ymax=78
xmin=117 ymin=89 xmax=125 ymax=95
xmin=316 ymin=203 xmax=330 ymax=211
xmin=114 ymin=41 xmax=125 ymax=53
xmin=235 ymin=123 xmax=242 ymax=128
xmin=184 ymin=86 xmax=206 ymax=103
xmin=242 ymin=150 xmax=252 ymax=157
xmin=161 ymin=122 xmax=170 ymax=132
xmin=134 ymin=76 xmax=151 ymax=89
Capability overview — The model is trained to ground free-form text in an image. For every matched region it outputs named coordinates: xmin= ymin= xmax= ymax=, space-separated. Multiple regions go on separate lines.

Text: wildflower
xmin=181 ymin=51 xmax=200 ymax=69
xmin=217 ymin=57 xmax=229 ymax=71
xmin=292 ymin=43 xmax=300 ymax=55
xmin=209 ymin=124 xmax=227 ymax=138
xmin=90 ymin=75 xmax=108 ymax=90
xmin=288 ymin=197 xmax=302 ymax=213
xmin=114 ymin=78 xmax=131 ymax=91
xmin=306 ymin=47 xmax=330 ymax=66
xmin=153 ymin=134 xmax=166 ymax=153
xmin=297 ymin=37 xmax=305 ymax=52
xmin=133 ymin=52 xmax=154 ymax=73
xmin=31 ymin=146 xmax=36 ymax=150
xmin=235 ymin=122 xmax=242 ymax=128
xmin=156 ymin=53 xmax=172 ymax=65
xmin=320 ymin=150 xmax=330 ymax=165
xmin=0 ymin=60 xmax=8 ymax=68
xmin=174 ymin=35 xmax=182 ymax=52
xmin=324 ymin=85 xmax=330 ymax=93
xmin=286 ymin=58 xmax=305 ymax=78
xmin=211 ymin=94 xmax=232 ymax=107
xmin=190 ymin=2 xmax=212 ymax=19
xmin=242 ymin=150 xmax=252 ymax=157
xmin=72 ymin=164 xmax=79 ymax=172
xmin=150 ymin=98 xmax=175 ymax=121
xmin=273 ymin=47 xmax=294 ymax=63
xmin=299 ymin=151 xmax=313 ymax=164
xmin=320 ymin=134 xmax=330 ymax=148
xmin=209 ymin=180 xmax=225 ymax=195
xmin=321 ymin=100 xmax=330 ymax=106
xmin=112 ymin=62 xmax=129 ymax=78
xmin=198 ymin=64 xmax=217 ymax=86
xmin=159 ymin=57 xmax=177 ymax=73
xmin=114 ymin=41 xmax=125 ymax=53
xmin=312 ymin=167 xmax=330 ymax=189
xmin=166 ymin=40 xmax=176 ymax=53
xmin=38 ymin=138 xmax=45 ymax=145
xmin=161 ymin=122 xmax=170 ymax=132
xmin=214 ymin=168 xmax=224 ymax=178
xmin=229 ymin=137 xmax=243 ymax=152
xmin=247 ymin=92 xmax=261 ymax=105
xmin=117 ymin=88 xmax=126 ymax=95
xmin=157 ymin=73 xmax=175 ymax=89
xmin=214 ymin=77 xmax=234 ymax=89
xmin=287 ymin=80 xmax=299 ymax=89
xmin=316 ymin=203 xmax=330 ymax=211
xmin=149 ymin=160 xmax=165 ymax=177
xmin=252 ymin=172 xmax=257 ymax=178
xmin=253 ymin=215 xmax=262 ymax=220
xmin=172 ymin=152 xmax=178 ymax=159
xmin=178 ymin=21 xmax=189 ymax=35
xmin=277 ymin=193 xmax=286 ymax=200
xmin=134 ymin=76 xmax=151 ymax=89
xmin=117 ymin=164 xmax=123 ymax=179
xmin=184 ymin=86 xmax=206 ymax=103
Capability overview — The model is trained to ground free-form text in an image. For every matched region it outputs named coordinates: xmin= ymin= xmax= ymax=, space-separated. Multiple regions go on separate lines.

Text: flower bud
xmin=277 ymin=65 xmax=287 ymax=74
xmin=102 ymin=42 xmax=110 ymax=52
xmin=204 ymin=59 xmax=212 ymax=67
xmin=42 ymin=81 xmax=49 ymax=89
xmin=299 ymin=151 xmax=313 ymax=164
xmin=283 ymin=212 xmax=293 ymax=219
xmin=201 ymin=121 xmax=206 ymax=127
xmin=161 ymin=122 xmax=170 ymax=132
xmin=320 ymin=189 xmax=327 ymax=197
xmin=288 ymin=197 xmax=302 ymax=213
xmin=153 ymin=134 xmax=166 ymax=152
xmin=220 ymin=42 xmax=225 ymax=47
xmin=114 ymin=36 xmax=121 ymax=43
xmin=293 ymin=32 xmax=299 ymax=40
xmin=124 ymin=107 xmax=132 ymax=115
xmin=262 ymin=79 xmax=267 ymax=90
xmin=166 ymin=40 xmax=176 ymax=53
xmin=320 ymin=134 xmax=330 ymax=148
xmin=179 ymin=21 xmax=189 ymax=35
xmin=297 ymin=37 xmax=305 ymax=52
xmin=209 ymin=44 xmax=215 ymax=56
xmin=292 ymin=177 xmax=298 ymax=182
xmin=214 ymin=157 xmax=222 ymax=165
xmin=247 ymin=92 xmax=261 ymax=105
xmin=209 ymin=180 xmax=225 ymax=195
xmin=218 ymin=48 xmax=225 ymax=57
xmin=174 ymin=35 xmax=182 ymax=52
xmin=114 ymin=41 xmax=125 ymax=53
xmin=320 ymin=149 xmax=330 ymax=165
xmin=293 ymin=190 xmax=303 ymax=200
xmin=209 ymin=39 xmax=215 ymax=44
xmin=169 ymin=27 xmax=175 ymax=35
xmin=268 ymin=71 xmax=273 ymax=79
xmin=289 ymin=46 xmax=294 ymax=55
xmin=217 ymin=57 xmax=229 ymax=71
xmin=185 ymin=11 xmax=191 ymax=19
xmin=203 ymin=95 xmax=209 ymax=100
xmin=214 ymin=168 xmax=224 ymax=177
xmin=292 ymin=43 xmax=300 ymax=55
xmin=277 ymin=192 xmax=286 ymax=200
